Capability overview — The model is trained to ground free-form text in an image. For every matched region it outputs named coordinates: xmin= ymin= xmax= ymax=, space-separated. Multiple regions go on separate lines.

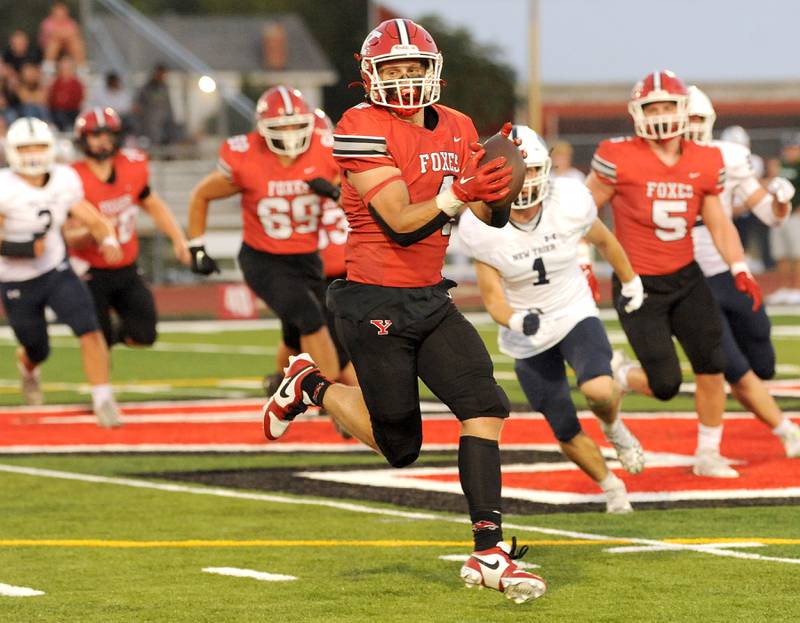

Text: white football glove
xmin=620 ymin=275 xmax=645 ymax=313
xmin=768 ymin=177 xmax=796 ymax=204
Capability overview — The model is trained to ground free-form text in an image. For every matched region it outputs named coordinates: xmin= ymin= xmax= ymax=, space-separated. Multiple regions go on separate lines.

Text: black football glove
xmin=189 ymin=245 xmax=220 ymax=275
xmin=306 ymin=177 xmax=341 ymax=201
xmin=509 ymin=311 xmax=540 ymax=336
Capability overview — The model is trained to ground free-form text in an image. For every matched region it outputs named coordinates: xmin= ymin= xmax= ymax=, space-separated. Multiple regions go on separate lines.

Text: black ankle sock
xmin=300 ymin=371 xmax=332 ymax=406
xmin=459 ymin=435 xmax=503 ymax=551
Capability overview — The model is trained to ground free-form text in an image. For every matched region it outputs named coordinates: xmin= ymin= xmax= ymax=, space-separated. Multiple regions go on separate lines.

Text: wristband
xmin=188 ymin=236 xmax=206 ymax=248
xmin=731 ymin=261 xmax=749 ymax=275
xmin=101 ymin=236 xmax=120 ymax=248
xmin=434 ymin=187 xmax=465 ymax=217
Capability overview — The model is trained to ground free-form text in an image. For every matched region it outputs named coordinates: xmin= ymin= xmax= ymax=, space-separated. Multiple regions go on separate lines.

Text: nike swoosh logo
xmin=278 ymin=364 xmax=313 ymax=400
xmin=454 ymin=137 xmax=462 ymax=142
xmin=304 ymin=167 xmax=316 ymax=174
xmin=689 ymin=172 xmax=700 ymax=178
xmin=460 ymin=176 xmax=475 ymax=184
xmin=476 ymin=558 xmax=500 ymax=570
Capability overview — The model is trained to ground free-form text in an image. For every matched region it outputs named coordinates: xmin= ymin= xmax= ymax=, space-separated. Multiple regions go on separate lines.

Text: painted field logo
xmin=369 ymin=319 xmax=393 ymax=335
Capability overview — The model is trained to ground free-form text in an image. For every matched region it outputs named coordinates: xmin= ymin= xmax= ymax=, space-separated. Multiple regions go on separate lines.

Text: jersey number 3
xmin=652 ymin=199 xmax=688 ymax=241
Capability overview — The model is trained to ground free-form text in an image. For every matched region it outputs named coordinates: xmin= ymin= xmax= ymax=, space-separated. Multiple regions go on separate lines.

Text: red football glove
xmin=451 ymin=142 xmax=512 ymax=204
xmin=499 ymin=121 xmax=527 ymax=158
xmin=734 ymin=269 xmax=762 ymax=311
xmin=581 ymin=264 xmax=601 ymax=303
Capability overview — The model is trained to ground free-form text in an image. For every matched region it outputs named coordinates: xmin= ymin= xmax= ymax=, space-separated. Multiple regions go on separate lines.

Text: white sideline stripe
xmin=438 ymin=554 xmax=540 ymax=569
xmin=1 ymin=464 xmax=799 ymax=566
xmin=202 ymin=567 xmax=296 ymax=582
xmin=0 ymin=582 xmax=45 ymax=597
xmin=605 ymin=542 xmax=765 ymax=554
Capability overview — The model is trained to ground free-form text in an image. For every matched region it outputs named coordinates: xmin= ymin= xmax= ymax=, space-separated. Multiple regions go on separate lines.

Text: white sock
xmin=773 ymin=417 xmax=798 ymax=438
xmin=598 ymin=471 xmax=622 ymax=491
xmin=90 ymin=384 xmax=113 ymax=409
xmin=696 ymin=423 xmax=723 ymax=454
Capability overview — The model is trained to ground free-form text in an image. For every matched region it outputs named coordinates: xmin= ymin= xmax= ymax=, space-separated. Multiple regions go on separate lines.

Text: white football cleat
xmin=16 ymin=349 xmax=43 ymax=406
xmin=610 ymin=350 xmax=633 ymax=392
xmin=605 ymin=478 xmax=634 ymax=514
xmin=779 ymin=424 xmax=800 ymax=458
xmin=262 ymin=354 xmax=317 ymax=440
xmin=605 ymin=421 xmax=645 ymax=475
xmin=94 ymin=400 xmax=123 ymax=429
xmin=693 ymin=449 xmax=739 ymax=478
xmin=460 ymin=539 xmax=546 ymax=604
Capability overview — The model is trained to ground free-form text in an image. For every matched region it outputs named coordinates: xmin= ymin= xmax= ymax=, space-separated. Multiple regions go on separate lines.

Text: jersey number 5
xmin=652 ymin=199 xmax=688 ymax=241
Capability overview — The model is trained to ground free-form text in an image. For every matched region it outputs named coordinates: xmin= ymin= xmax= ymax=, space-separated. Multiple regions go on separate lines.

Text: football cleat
xmin=605 ymin=421 xmax=645 ymax=475
xmin=94 ymin=400 xmax=123 ymax=429
xmin=779 ymin=424 xmax=800 ymax=459
xmin=16 ymin=348 xmax=43 ymax=406
xmin=262 ymin=354 xmax=317 ymax=440
xmin=460 ymin=538 xmax=546 ymax=604
xmin=610 ymin=350 xmax=633 ymax=392
xmin=605 ymin=478 xmax=634 ymax=514
xmin=693 ymin=449 xmax=739 ymax=478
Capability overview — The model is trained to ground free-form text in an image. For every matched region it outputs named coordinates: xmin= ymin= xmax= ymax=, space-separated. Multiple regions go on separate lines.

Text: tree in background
xmin=3 ymin=1 xmax=516 ymax=134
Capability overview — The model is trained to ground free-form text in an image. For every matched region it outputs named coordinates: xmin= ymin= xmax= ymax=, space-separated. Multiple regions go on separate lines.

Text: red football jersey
xmin=218 ymin=126 xmax=338 ymax=255
xmin=333 ymin=103 xmax=479 ymax=287
xmin=591 ymin=137 xmax=725 ymax=275
xmin=318 ymin=198 xmax=347 ymax=278
xmin=71 ymin=148 xmax=149 ymax=268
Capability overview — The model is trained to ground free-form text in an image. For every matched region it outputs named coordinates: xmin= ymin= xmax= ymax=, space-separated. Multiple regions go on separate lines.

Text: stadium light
xmin=198 ymin=75 xmax=217 ymax=93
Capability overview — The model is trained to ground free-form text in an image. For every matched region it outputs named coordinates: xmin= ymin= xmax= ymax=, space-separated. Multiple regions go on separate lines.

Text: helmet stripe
xmin=95 ymin=107 xmax=106 ymax=127
xmin=27 ymin=117 xmax=35 ymax=136
xmin=276 ymin=86 xmax=294 ymax=115
xmin=395 ymin=18 xmax=410 ymax=45
xmin=653 ymin=71 xmax=661 ymax=91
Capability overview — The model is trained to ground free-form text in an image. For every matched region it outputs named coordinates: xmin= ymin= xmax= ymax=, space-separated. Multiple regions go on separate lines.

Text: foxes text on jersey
xmin=0 ymin=164 xmax=83 ymax=282
xmin=459 ymin=177 xmax=598 ymax=358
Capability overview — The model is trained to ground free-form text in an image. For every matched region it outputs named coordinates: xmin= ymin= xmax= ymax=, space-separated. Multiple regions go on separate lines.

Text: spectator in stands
xmin=768 ymin=133 xmax=800 ymax=304
xmin=134 ymin=63 xmax=175 ymax=152
xmin=39 ymin=2 xmax=87 ymax=76
xmin=0 ymin=66 xmax=19 ymax=124
xmin=48 ymin=56 xmax=84 ymax=131
xmin=88 ymin=72 xmax=134 ymax=130
xmin=15 ymin=62 xmax=49 ymax=121
xmin=2 ymin=30 xmax=43 ymax=83
xmin=550 ymin=140 xmax=585 ymax=182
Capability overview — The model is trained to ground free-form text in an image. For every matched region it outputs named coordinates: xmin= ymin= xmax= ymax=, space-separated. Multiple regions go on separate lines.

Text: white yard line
xmin=0 ymin=582 xmax=45 ymax=597
xmin=202 ymin=567 xmax=296 ymax=582
xmin=0 ymin=463 xmax=798 ymax=566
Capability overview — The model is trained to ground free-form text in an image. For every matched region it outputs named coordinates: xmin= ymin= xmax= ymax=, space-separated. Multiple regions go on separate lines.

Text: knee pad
xmin=125 ymin=324 xmax=157 ymax=347
xmin=372 ymin=413 xmax=423 ymax=468
xmin=750 ymin=355 xmax=776 ymax=381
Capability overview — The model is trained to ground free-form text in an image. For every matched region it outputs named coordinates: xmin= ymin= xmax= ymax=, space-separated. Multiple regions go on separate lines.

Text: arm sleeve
xmin=367 ymin=203 xmax=449 ymax=247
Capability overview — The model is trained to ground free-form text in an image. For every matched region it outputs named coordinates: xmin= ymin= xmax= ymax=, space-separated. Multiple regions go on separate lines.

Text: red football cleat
xmin=262 ymin=354 xmax=318 ymax=440
xmin=460 ymin=538 xmax=546 ymax=604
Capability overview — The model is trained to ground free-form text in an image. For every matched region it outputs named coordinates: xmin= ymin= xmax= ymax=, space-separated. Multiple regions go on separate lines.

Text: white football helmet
xmin=720 ymin=125 xmax=751 ymax=149
xmin=509 ymin=125 xmax=551 ymax=209
xmin=5 ymin=117 xmax=56 ymax=176
xmin=686 ymin=86 xmax=716 ymax=144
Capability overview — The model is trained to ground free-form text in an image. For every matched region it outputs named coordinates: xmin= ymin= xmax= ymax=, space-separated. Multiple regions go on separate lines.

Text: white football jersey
xmin=0 ymin=164 xmax=83 ymax=282
xmin=692 ymin=140 xmax=770 ymax=277
xmin=458 ymin=177 xmax=598 ymax=359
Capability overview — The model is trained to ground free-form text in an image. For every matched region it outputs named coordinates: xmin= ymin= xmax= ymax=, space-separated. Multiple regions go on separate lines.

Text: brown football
xmin=478 ymin=133 xmax=526 ymax=209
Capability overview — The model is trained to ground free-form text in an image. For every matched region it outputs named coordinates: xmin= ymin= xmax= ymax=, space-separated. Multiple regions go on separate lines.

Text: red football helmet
xmin=357 ymin=18 xmax=443 ymax=115
xmin=628 ymin=70 xmax=689 ymax=140
xmin=256 ymin=86 xmax=315 ymax=158
xmin=74 ymin=107 xmax=123 ymax=160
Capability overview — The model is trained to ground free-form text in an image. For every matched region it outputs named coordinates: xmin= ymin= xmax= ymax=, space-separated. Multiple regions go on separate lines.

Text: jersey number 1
xmin=532 ymin=257 xmax=549 ymax=285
